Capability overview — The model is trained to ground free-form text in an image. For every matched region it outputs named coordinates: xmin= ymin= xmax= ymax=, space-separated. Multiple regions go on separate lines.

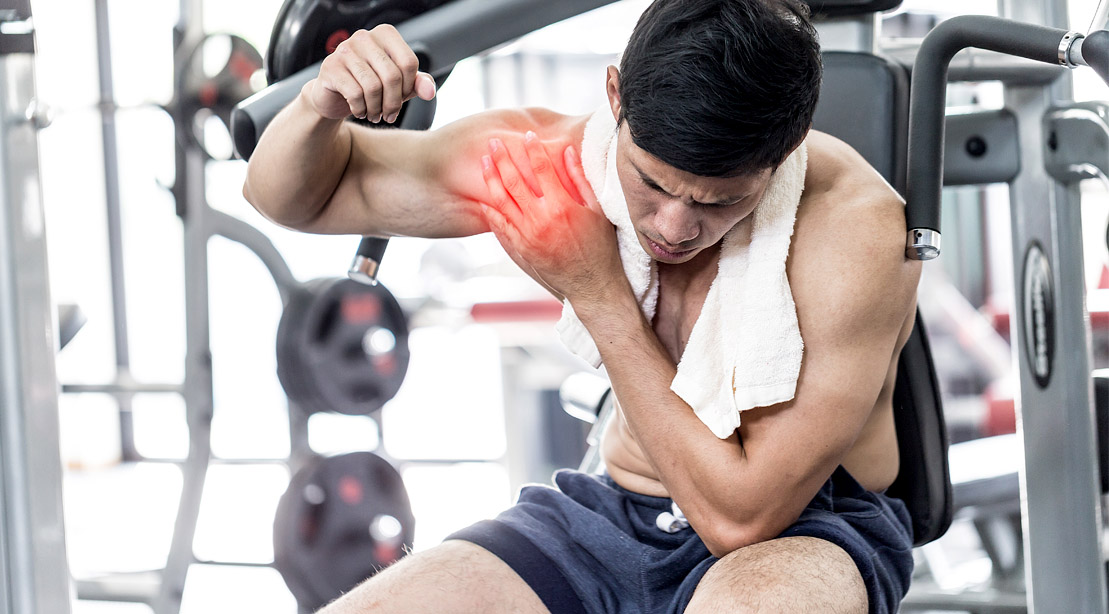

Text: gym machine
xmin=0 ymin=1 xmax=73 ymax=613
xmin=897 ymin=4 xmax=1109 ymax=612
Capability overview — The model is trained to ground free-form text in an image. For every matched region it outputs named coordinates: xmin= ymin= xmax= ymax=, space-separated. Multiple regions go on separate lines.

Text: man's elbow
xmin=242 ymin=177 xmax=313 ymax=231
xmin=697 ymin=518 xmax=775 ymax=559
xmin=241 ymin=179 xmax=280 ymax=226
xmin=700 ymin=518 xmax=762 ymax=556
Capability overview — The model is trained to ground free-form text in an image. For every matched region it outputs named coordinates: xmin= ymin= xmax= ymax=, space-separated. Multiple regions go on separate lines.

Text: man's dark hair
xmin=618 ymin=0 xmax=822 ymax=177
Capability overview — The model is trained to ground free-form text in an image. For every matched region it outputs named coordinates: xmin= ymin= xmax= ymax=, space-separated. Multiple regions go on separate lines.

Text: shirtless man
xmin=244 ymin=0 xmax=920 ymax=611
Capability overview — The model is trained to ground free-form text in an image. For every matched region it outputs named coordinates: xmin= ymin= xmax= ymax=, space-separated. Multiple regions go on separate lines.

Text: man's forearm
xmin=243 ymin=85 xmax=352 ymax=229
xmin=573 ymin=295 xmax=760 ymax=554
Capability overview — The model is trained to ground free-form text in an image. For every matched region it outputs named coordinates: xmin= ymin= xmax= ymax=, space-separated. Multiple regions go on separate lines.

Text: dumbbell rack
xmin=62 ymin=0 xmax=332 ymax=612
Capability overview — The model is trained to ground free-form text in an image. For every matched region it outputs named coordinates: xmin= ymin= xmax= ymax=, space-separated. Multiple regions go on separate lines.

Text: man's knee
xmin=685 ymin=536 xmax=867 ymax=614
xmin=317 ymin=540 xmax=549 ymax=614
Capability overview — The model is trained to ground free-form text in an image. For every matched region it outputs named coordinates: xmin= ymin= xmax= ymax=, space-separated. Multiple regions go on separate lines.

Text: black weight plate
xmin=277 ymin=278 xmax=410 ymax=415
xmin=263 ymin=0 xmax=454 ymax=130
xmin=265 ymin=0 xmax=453 ymax=84
xmin=177 ymin=33 xmax=263 ymax=156
xmin=276 ymin=278 xmax=333 ymax=415
xmin=274 ymin=452 xmax=415 ymax=612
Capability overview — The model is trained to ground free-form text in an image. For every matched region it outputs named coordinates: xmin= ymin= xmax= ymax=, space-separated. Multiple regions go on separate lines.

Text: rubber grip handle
xmin=1083 ymin=30 xmax=1109 ymax=85
xmin=908 ymin=16 xmax=1069 ymax=236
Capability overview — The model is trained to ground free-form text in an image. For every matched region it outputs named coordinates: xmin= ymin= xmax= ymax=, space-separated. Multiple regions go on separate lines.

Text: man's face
xmin=613 ymin=124 xmax=774 ymax=264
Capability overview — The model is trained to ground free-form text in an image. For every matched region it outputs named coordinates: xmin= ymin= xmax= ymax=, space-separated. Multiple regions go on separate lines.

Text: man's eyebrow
xmin=631 ymin=160 xmax=748 ymax=207
xmin=631 ymin=161 xmax=674 ymax=196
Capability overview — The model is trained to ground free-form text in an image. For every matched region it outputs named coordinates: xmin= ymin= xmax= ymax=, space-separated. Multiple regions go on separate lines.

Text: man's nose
xmin=655 ymin=200 xmax=699 ymax=246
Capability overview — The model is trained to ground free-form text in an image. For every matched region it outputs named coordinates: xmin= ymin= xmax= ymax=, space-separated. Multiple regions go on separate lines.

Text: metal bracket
xmin=23 ymin=98 xmax=49 ymax=130
xmin=906 ymin=228 xmax=942 ymax=260
xmin=1043 ymin=102 xmax=1109 ymax=184
xmin=944 ymin=109 xmax=1021 ymax=186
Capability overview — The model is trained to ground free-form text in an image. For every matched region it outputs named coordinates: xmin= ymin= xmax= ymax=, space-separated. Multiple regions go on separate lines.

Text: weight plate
xmin=265 ymin=0 xmax=452 ymax=84
xmin=177 ymin=33 xmax=263 ymax=157
xmin=277 ymin=278 xmax=410 ymax=415
xmin=274 ymin=452 xmax=415 ymax=611
xmin=262 ymin=0 xmax=453 ymax=130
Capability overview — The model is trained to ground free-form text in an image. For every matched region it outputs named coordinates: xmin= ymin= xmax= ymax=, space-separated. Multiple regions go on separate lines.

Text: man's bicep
xmin=736 ymin=233 xmax=918 ymax=518
xmin=295 ymin=116 xmax=494 ymax=237
xmin=739 ymin=306 xmax=901 ymax=470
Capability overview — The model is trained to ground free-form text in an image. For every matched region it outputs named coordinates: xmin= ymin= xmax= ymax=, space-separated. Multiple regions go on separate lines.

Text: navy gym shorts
xmin=447 ymin=467 xmax=914 ymax=614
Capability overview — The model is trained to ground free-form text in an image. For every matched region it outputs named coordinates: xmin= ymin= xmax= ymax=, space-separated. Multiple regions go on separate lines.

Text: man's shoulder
xmin=789 ymin=130 xmax=919 ymax=342
xmin=436 ymin=106 xmax=585 ymax=138
xmin=795 ymin=130 xmax=908 ymax=259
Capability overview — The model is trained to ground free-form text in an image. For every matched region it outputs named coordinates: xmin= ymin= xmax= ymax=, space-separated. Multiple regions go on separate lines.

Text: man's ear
xmin=606 ymin=66 xmax=622 ymax=121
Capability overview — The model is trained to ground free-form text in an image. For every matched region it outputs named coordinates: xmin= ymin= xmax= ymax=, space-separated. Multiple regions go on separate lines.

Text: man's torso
xmin=597 ymin=129 xmax=914 ymax=497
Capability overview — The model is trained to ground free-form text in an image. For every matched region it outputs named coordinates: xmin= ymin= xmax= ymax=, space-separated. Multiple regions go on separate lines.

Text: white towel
xmin=556 ymin=107 xmax=807 ymax=439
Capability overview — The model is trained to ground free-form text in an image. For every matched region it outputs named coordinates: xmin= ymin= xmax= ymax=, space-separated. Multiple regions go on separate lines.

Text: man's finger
xmin=481 ymin=155 xmax=523 ymax=223
xmin=481 ymin=203 xmax=524 ymax=252
xmin=372 ymin=24 xmax=420 ymax=102
xmin=413 ymin=72 xmax=437 ymax=101
xmin=324 ymin=69 xmax=371 ymax=120
xmin=363 ymin=47 xmax=405 ymax=123
xmin=488 ymin=138 xmax=535 ymax=206
xmin=523 ymin=131 xmax=563 ymax=203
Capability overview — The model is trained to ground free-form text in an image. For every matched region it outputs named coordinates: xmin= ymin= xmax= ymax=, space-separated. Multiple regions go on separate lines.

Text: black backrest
xmin=813 ymin=51 xmax=952 ymax=546
xmin=887 ymin=314 xmax=954 ymax=545
xmin=812 ymin=51 xmax=910 ymax=194
xmin=806 ymin=0 xmax=903 ymax=18
xmin=1094 ymin=373 xmax=1108 ymax=493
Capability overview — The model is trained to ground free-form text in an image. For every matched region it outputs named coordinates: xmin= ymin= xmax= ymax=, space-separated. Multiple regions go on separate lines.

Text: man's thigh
xmin=685 ymin=536 xmax=867 ymax=614
xmin=317 ymin=540 xmax=549 ymax=614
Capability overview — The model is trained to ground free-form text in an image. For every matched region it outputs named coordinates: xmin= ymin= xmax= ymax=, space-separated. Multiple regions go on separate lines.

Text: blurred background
xmin=16 ymin=0 xmax=1109 ymax=611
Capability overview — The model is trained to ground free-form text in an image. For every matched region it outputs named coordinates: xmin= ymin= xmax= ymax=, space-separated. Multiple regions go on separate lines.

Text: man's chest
xmin=651 ymin=267 xmax=715 ymax=365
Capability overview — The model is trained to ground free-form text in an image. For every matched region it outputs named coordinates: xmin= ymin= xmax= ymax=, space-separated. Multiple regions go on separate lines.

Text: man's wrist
xmin=571 ymin=286 xmax=643 ymax=339
xmin=297 ymin=80 xmax=345 ymax=127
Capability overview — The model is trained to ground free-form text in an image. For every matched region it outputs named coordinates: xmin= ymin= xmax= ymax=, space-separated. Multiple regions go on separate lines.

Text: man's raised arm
xmin=243 ymin=24 xmax=491 ymax=238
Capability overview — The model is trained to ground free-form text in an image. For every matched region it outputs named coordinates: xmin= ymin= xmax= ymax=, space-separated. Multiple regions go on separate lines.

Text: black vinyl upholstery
xmin=806 ymin=0 xmax=903 ymax=19
xmin=813 ymin=52 xmax=952 ymax=546
xmin=812 ymin=52 xmax=910 ymax=194
xmin=1095 ymin=375 xmax=1108 ymax=494
xmin=887 ymin=314 xmax=954 ymax=545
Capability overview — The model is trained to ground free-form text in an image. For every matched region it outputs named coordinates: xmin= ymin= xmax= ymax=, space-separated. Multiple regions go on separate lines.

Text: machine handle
xmin=349 ymin=237 xmax=389 ymax=285
xmin=1078 ymin=30 xmax=1109 ymax=84
xmin=906 ymin=15 xmax=1071 ymax=260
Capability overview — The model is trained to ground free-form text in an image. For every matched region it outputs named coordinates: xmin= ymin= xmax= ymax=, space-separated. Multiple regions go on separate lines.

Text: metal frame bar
xmin=893 ymin=3 xmax=1107 ymax=610
xmin=995 ymin=2 xmax=1106 ymax=611
xmin=0 ymin=4 xmax=72 ymax=613
xmin=92 ymin=0 xmax=140 ymax=462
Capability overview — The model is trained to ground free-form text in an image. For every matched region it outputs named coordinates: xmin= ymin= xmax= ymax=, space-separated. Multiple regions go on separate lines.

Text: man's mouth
xmin=646 ymin=238 xmax=694 ymax=259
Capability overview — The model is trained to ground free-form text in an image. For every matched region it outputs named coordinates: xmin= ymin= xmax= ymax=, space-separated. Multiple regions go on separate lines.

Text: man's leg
xmin=684 ymin=536 xmax=867 ymax=614
xmin=317 ymin=540 xmax=549 ymax=614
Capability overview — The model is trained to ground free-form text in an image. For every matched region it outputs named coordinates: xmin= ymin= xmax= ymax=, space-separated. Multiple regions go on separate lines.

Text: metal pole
xmin=0 ymin=2 xmax=73 ymax=612
xmin=997 ymin=0 xmax=1106 ymax=612
xmin=1091 ymin=0 xmax=1108 ymax=34
xmin=154 ymin=0 xmax=210 ymax=612
xmin=92 ymin=0 xmax=140 ymax=462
